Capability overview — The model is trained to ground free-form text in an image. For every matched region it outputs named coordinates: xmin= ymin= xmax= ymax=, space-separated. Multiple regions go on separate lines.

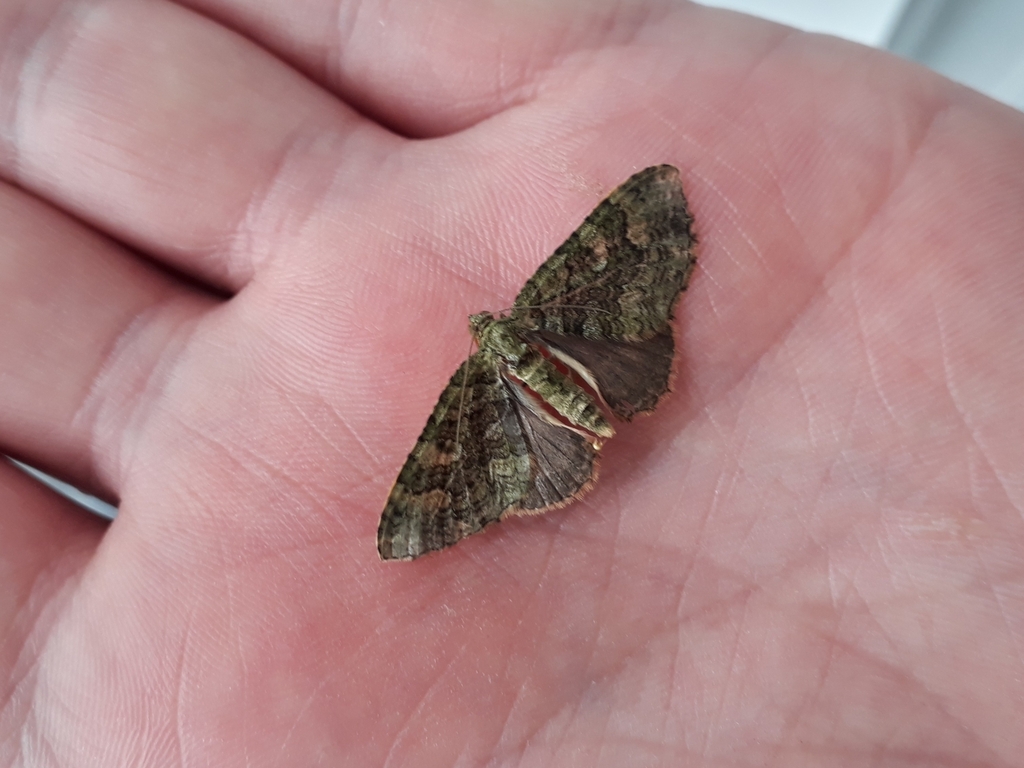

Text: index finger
xmin=1 ymin=0 xmax=397 ymax=291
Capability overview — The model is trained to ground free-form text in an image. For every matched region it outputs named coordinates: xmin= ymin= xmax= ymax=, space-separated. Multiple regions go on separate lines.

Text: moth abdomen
xmin=504 ymin=346 xmax=613 ymax=439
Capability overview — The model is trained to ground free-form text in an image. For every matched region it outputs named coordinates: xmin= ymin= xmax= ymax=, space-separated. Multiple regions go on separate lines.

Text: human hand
xmin=2 ymin=1 xmax=1023 ymax=765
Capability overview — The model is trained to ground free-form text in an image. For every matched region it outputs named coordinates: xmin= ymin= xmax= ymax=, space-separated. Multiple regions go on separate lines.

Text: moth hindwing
xmin=377 ymin=165 xmax=696 ymax=560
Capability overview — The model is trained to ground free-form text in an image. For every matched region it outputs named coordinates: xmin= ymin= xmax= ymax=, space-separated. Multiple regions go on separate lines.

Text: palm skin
xmin=2 ymin=0 xmax=1023 ymax=765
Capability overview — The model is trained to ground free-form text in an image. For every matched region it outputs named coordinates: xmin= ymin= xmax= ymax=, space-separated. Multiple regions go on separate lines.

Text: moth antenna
xmin=450 ymin=333 xmax=477 ymax=477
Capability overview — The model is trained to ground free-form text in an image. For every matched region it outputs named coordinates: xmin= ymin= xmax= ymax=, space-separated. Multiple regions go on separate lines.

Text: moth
xmin=378 ymin=165 xmax=697 ymax=560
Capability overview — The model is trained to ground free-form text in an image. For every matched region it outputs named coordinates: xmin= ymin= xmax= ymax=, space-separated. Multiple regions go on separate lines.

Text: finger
xmin=177 ymin=0 xmax=666 ymax=136
xmin=0 ymin=182 xmax=213 ymax=497
xmin=0 ymin=460 xmax=103 ymax=677
xmin=1 ymin=0 xmax=397 ymax=291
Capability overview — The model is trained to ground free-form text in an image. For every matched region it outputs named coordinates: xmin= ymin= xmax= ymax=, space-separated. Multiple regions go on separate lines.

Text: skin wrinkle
xmin=327 ymin=0 xmax=357 ymax=91
xmin=167 ymin=415 xmax=301 ymax=499
xmin=851 ymin=541 xmax=913 ymax=658
xmin=0 ymin=0 xmax=73 ymax=176
xmin=493 ymin=17 xmax=510 ymax=103
xmin=876 ymin=507 xmax=927 ymax=632
xmin=275 ymin=374 xmax=384 ymax=476
xmin=967 ymin=449 xmax=990 ymax=530
xmin=689 ymin=413 xmax=735 ymax=538
xmin=794 ymin=465 xmax=838 ymax=554
xmin=587 ymin=686 xmax=616 ymax=768
xmin=526 ymin=540 xmax=654 ymax=762
xmin=486 ymin=32 xmax=538 ymax=119
xmin=353 ymin=1 xmax=677 ymax=138
xmin=412 ymin=240 xmax=509 ymax=313
xmin=25 ymin=708 xmax=60 ymax=768
xmin=806 ymin=558 xmax=855 ymax=728
xmin=851 ymin=268 xmax=901 ymax=430
xmin=173 ymin=599 xmax=197 ymax=768
xmin=708 ymin=24 xmax=811 ymax=207
xmin=437 ymin=179 xmax=523 ymax=270
xmin=167 ymin=415 xmax=350 ymax=535
xmin=76 ymin=297 xmax=208 ymax=497
xmin=597 ymin=484 xmax=625 ymax=659
xmin=964 ymin=452 xmax=1024 ymax=668
xmin=4 ymin=521 xmax=91 ymax=669
xmin=790 ymin=349 xmax=818 ymax=447
xmin=658 ymin=583 xmax=684 ymax=744
xmin=778 ymin=635 xmax=851 ymax=763
xmin=465 ymin=3 xmax=599 ymax=135
xmin=694 ymin=131 xmax=781 ymax=207
xmin=830 ymin=633 xmax=995 ymax=759
xmin=826 ymin=554 xmax=846 ymax=615
xmin=0 ymin=651 xmax=34 ymax=758
xmin=585 ymin=483 xmax=627 ymax=764
xmin=737 ymin=88 xmax=951 ymax=413
xmin=953 ymin=474 xmax=1024 ymax=671
xmin=699 ymin=553 xmax=861 ymax=753
xmin=930 ymin=289 xmax=1019 ymax=516
xmin=689 ymin=97 xmax=952 ymax=443
xmin=545 ymin=539 xmax=614 ymax=760
xmin=378 ymin=636 xmax=472 ymax=768
xmin=734 ymin=24 xmax=800 ymax=104
xmin=718 ymin=407 xmax=755 ymax=524
xmin=971 ymin=535 xmax=1024 ymax=674
xmin=341 ymin=600 xmax=497 ymax=754
xmin=0 ymin=538 xmax=91 ymax=766
xmin=217 ymin=541 xmax=239 ymax=765
xmin=654 ymin=506 xmax=698 ymax=743
xmin=833 ymin=372 xmax=866 ymax=451
xmin=751 ymin=101 xmax=809 ymax=254
xmin=484 ymin=543 xmax=554 ymax=761
xmin=230 ymin=119 xmax=400 ymax=290
xmin=690 ymin=167 xmax=771 ymax=277
xmin=222 ymin=120 xmax=311 ymax=288
xmin=531 ymin=634 xmax=594 ymax=760
xmin=214 ymin=534 xmax=255 ymax=768
xmin=704 ymin=587 xmax=752 ymax=757
xmin=819 ymin=448 xmax=876 ymax=528
xmin=274 ymin=672 xmax=334 ymax=764
xmin=512 ymin=547 xmax=766 ymax=760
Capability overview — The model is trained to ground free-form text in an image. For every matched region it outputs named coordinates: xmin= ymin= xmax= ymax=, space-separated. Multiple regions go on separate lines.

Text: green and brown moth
xmin=378 ymin=165 xmax=697 ymax=560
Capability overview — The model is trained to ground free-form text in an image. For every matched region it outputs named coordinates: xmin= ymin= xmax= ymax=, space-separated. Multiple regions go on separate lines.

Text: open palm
xmin=3 ymin=1 xmax=1023 ymax=765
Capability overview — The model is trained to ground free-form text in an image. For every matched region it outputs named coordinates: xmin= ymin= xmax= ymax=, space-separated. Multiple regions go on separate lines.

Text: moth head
xmin=469 ymin=313 xmax=528 ymax=360
xmin=468 ymin=311 xmax=496 ymax=341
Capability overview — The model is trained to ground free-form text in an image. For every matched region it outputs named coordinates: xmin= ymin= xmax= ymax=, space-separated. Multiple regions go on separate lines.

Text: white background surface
xmin=696 ymin=0 xmax=909 ymax=46
xmin=698 ymin=0 xmax=1024 ymax=110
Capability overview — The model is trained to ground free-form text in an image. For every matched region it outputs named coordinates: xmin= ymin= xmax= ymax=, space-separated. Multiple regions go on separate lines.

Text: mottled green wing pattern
xmin=378 ymin=353 xmax=530 ymax=560
xmin=378 ymin=353 xmax=599 ymax=560
xmin=512 ymin=165 xmax=696 ymax=341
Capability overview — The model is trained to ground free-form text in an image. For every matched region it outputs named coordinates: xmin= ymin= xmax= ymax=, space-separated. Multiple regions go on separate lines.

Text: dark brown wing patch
xmin=531 ymin=328 xmax=675 ymax=421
